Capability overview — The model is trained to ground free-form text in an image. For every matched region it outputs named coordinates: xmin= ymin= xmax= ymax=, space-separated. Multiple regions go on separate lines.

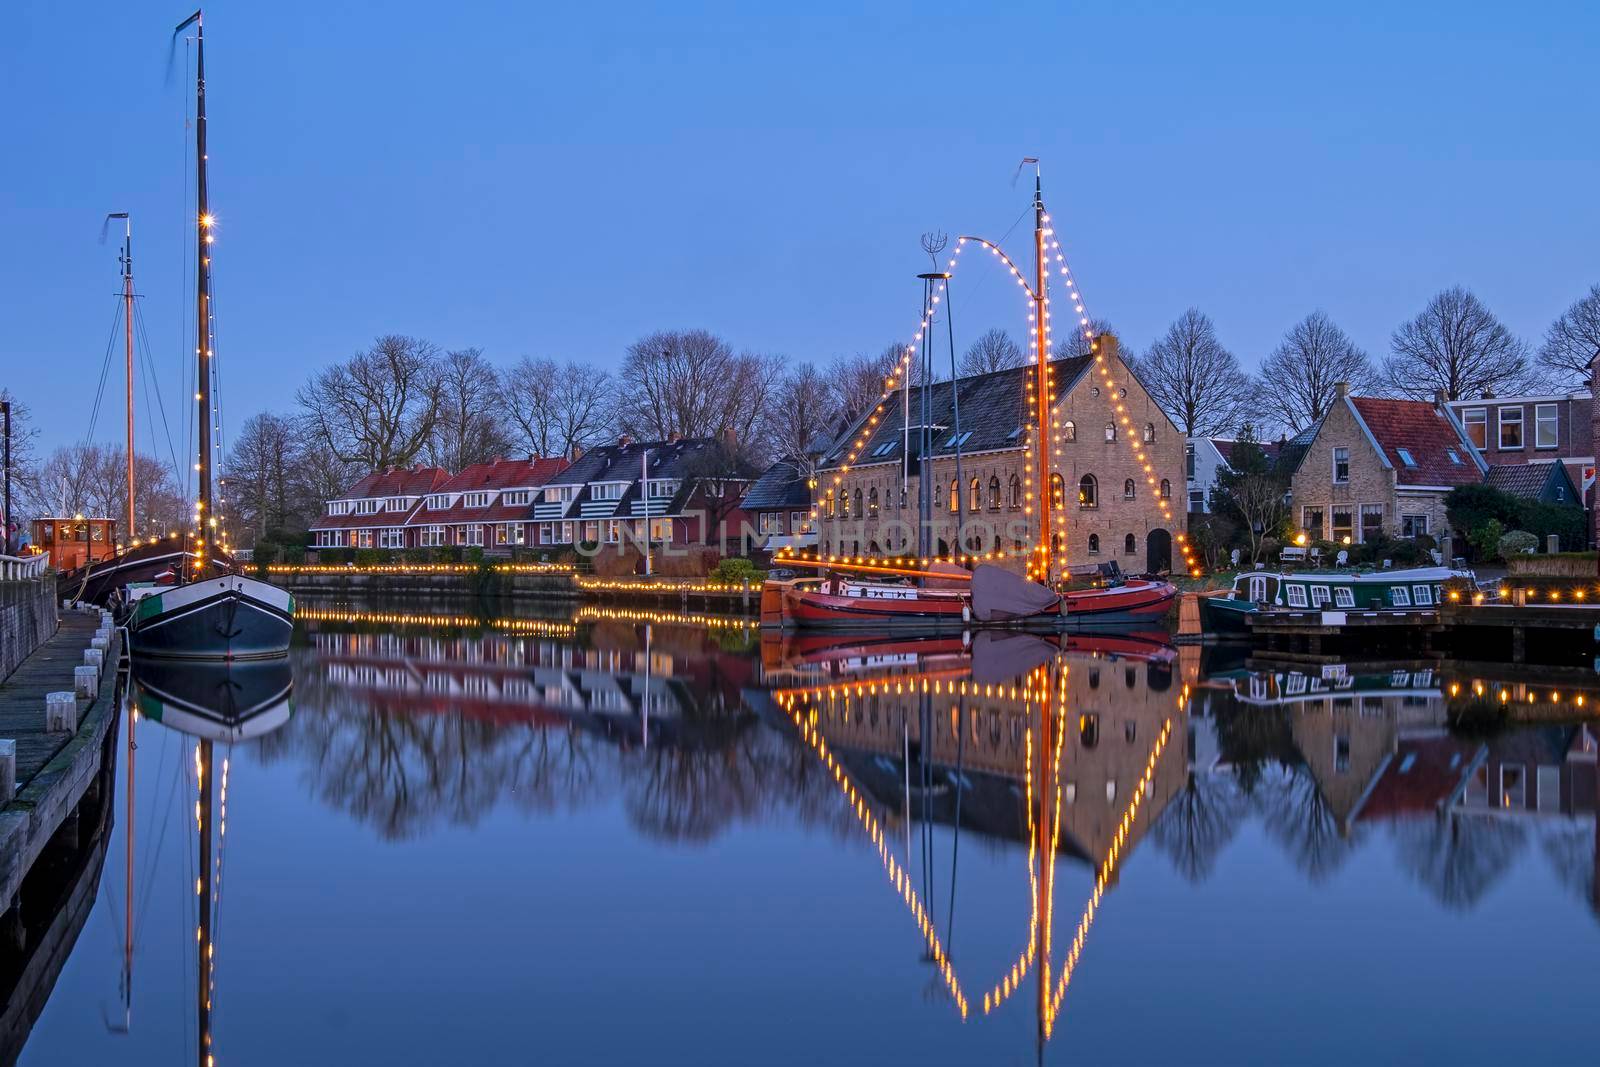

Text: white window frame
xmin=1359 ymin=504 xmax=1383 ymax=543
xmin=1462 ymin=408 xmax=1487 ymax=449
xmin=1413 ymin=584 xmax=1434 ymax=606
xmin=1390 ymin=585 xmax=1411 ymax=606
xmin=1401 ymin=513 xmax=1429 ymax=538
xmin=1499 ymin=406 xmax=1524 ymax=449
xmin=1286 ymin=584 xmax=1309 ymax=608
xmin=1332 ymin=446 xmax=1350 ymax=484
xmin=1310 ymin=585 xmax=1331 ymax=607
xmin=1333 ymin=587 xmax=1355 ymax=608
xmin=466 ymin=523 xmax=485 ymax=546
xmin=1535 ymin=403 xmax=1558 ymax=449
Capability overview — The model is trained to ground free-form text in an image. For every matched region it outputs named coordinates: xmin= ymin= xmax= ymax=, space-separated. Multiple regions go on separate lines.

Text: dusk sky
xmin=4 ymin=0 xmax=1598 ymax=457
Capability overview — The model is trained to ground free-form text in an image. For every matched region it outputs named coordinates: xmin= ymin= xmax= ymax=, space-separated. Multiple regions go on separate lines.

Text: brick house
xmin=308 ymin=466 xmax=450 ymax=549
xmin=1446 ymin=391 xmax=1594 ymax=494
xmin=525 ymin=435 xmax=753 ymax=554
xmin=814 ymin=334 xmax=1185 ymax=574
xmin=1288 ymin=385 xmax=1485 ymax=545
xmin=405 ymin=456 xmax=570 ymax=551
xmin=739 ymin=457 xmax=818 ymax=554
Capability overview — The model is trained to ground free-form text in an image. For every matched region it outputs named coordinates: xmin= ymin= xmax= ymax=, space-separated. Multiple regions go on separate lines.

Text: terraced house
xmin=406 ymin=456 xmax=571 ymax=549
xmin=814 ymin=334 xmax=1185 ymax=573
xmin=526 ymin=434 xmax=752 ymax=553
xmin=308 ymin=465 xmax=450 ymax=549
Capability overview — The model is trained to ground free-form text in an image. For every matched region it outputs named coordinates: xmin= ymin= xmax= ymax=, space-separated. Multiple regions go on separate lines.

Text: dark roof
xmin=1211 ymin=438 xmax=1284 ymax=470
xmin=741 ymin=459 xmax=813 ymax=512
xmin=1485 ymin=462 xmax=1579 ymax=504
xmin=821 ymin=356 xmax=1094 ymax=470
xmin=1349 ymin=398 xmax=1481 ymax=487
xmin=542 ymin=438 xmax=728 ymax=486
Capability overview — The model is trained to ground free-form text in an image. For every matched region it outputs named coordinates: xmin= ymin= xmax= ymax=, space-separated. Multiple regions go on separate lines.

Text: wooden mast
xmin=1031 ymin=168 xmax=1053 ymax=584
xmin=120 ymin=216 xmax=135 ymax=542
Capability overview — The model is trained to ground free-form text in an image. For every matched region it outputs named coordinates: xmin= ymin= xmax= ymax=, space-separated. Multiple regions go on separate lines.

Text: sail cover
xmin=971 ymin=564 xmax=1061 ymax=622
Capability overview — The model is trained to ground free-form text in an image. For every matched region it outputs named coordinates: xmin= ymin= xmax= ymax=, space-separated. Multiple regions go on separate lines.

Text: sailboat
xmin=125 ymin=10 xmax=295 ymax=661
xmin=762 ymin=170 xmax=1177 ymax=631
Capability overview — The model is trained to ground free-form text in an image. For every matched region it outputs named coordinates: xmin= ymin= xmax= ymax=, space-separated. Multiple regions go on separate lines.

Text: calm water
xmin=9 ymin=599 xmax=1598 ymax=1065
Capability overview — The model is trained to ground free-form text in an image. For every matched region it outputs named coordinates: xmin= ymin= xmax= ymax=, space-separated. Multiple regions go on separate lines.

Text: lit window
xmin=1462 ymin=408 xmax=1487 ymax=449
xmin=1499 ymin=407 xmax=1524 ymax=449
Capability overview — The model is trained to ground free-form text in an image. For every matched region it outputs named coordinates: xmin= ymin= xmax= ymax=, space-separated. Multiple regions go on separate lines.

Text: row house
xmin=308 ymin=466 xmax=450 ymax=549
xmin=409 ymin=456 xmax=571 ymax=549
xmin=739 ymin=457 xmax=818 ymax=554
xmin=815 ymin=334 xmax=1186 ymax=574
xmin=1446 ymin=391 xmax=1594 ymax=493
xmin=526 ymin=435 xmax=752 ymax=552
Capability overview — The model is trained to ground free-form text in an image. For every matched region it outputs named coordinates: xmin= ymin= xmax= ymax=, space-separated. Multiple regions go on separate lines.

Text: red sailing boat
xmin=761 ymin=167 xmax=1177 ymax=631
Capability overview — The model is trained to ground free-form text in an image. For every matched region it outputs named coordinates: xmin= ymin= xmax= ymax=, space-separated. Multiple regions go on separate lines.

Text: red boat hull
xmin=762 ymin=574 xmax=1177 ymax=630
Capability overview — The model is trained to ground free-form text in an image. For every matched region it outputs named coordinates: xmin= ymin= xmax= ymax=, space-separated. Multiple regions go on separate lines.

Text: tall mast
xmin=187 ymin=9 xmax=213 ymax=573
xmin=1031 ymin=169 xmax=1052 ymax=583
xmin=114 ymin=214 xmax=135 ymax=541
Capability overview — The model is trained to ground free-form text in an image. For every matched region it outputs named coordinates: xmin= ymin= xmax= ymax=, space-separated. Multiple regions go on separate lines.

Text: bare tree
xmin=1538 ymin=284 xmax=1600 ymax=386
xmin=502 ymin=357 xmax=613 ymax=459
xmin=291 ymin=441 xmax=363 ymax=526
xmin=296 ymin=335 xmax=443 ymax=470
xmin=1135 ymin=308 xmax=1255 ymax=437
xmin=1054 ymin=317 xmax=1116 ymax=360
xmin=1 ymin=388 xmax=43 ymax=539
xmin=1383 ymin=287 xmax=1532 ymax=400
xmin=1212 ymin=426 xmax=1290 ymax=565
xmin=36 ymin=443 xmax=182 ymax=539
xmin=615 ymin=329 xmax=782 ymax=444
xmin=826 ymin=344 xmax=904 ymax=427
xmin=1259 ymin=311 xmax=1376 ymax=434
xmin=759 ymin=363 xmax=834 ymax=471
xmin=427 ymin=347 xmax=510 ymax=471
xmin=224 ymin=412 xmax=300 ymax=542
xmin=959 ymin=328 xmax=1025 ymax=377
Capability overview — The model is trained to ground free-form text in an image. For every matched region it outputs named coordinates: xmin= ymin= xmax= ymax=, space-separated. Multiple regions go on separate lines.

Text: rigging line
xmin=134 ymin=300 xmax=186 ymax=494
xmin=83 ymin=301 xmax=124 ymax=450
xmin=177 ymin=37 xmax=196 ymax=510
xmin=133 ymin=730 xmax=182 ymax=945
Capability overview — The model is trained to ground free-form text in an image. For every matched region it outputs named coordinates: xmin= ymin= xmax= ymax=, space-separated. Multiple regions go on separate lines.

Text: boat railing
xmin=0 ymin=552 xmax=50 ymax=581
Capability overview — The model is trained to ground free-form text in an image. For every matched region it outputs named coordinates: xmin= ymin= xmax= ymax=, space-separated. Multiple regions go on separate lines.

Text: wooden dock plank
xmin=0 ymin=614 xmax=100 ymax=793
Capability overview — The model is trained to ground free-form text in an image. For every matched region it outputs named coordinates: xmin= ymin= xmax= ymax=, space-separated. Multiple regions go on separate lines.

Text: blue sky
xmin=4 ymin=0 xmax=1598 ymax=457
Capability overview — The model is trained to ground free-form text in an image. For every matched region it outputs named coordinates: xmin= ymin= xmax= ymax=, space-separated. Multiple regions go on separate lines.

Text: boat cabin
xmin=1233 ymin=567 xmax=1454 ymax=611
xmin=31 ymin=515 xmax=118 ymax=571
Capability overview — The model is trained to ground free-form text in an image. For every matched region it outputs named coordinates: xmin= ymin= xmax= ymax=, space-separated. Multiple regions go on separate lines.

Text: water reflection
xmin=10 ymin=604 xmax=1599 ymax=1064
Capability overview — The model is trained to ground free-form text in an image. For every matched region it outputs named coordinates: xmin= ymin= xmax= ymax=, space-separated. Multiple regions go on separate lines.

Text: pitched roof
xmin=434 ymin=456 xmax=570 ymax=495
xmin=1211 ymin=438 xmax=1284 ymax=470
xmin=340 ymin=466 xmax=451 ymax=500
xmin=741 ymin=458 xmax=813 ymax=511
xmin=1485 ymin=462 xmax=1578 ymax=504
xmin=1348 ymin=397 xmax=1482 ymax=487
xmin=821 ymin=356 xmax=1094 ymax=470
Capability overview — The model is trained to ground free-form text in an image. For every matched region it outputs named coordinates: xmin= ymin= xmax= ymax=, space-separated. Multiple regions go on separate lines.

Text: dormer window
xmin=593 ymin=483 xmax=624 ymax=501
xmin=426 ymin=494 xmax=450 ymax=510
xmin=355 ymin=499 xmax=378 ymax=515
xmin=462 ymin=491 xmax=492 ymax=508
xmin=502 ymin=490 xmax=531 ymax=506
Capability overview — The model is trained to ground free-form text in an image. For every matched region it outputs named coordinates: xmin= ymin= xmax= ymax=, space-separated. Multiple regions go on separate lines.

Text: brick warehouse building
xmin=813 ymin=334 xmax=1185 ymax=574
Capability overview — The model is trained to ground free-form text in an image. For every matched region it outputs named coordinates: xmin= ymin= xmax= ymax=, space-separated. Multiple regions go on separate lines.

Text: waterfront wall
xmin=0 ymin=579 xmax=57 ymax=683
xmin=1505 ymin=554 xmax=1598 ymax=579
xmin=271 ymin=569 xmax=581 ymax=600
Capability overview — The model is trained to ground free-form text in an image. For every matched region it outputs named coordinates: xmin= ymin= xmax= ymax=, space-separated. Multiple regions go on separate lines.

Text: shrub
xmin=1497 ymin=529 xmax=1538 ymax=558
xmin=281 ymin=545 xmax=306 ymax=565
xmin=354 ymin=548 xmax=385 ymax=566
xmin=1468 ymin=519 xmax=1504 ymax=562
xmin=318 ymin=547 xmax=353 ymax=564
xmin=710 ymin=557 xmax=762 ymax=584
xmin=464 ymin=546 xmax=485 ymax=565
xmin=252 ymin=541 xmax=281 ymax=566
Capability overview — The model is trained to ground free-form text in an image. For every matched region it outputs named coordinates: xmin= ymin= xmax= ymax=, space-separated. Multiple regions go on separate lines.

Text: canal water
xmin=10 ymin=599 xmax=1598 ymax=1065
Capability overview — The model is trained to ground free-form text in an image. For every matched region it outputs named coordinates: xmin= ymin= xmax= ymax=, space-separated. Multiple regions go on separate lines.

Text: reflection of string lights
xmin=294 ymin=606 xmax=578 ymax=637
xmin=267 ymin=562 xmax=574 ymax=575
xmin=573 ymin=606 xmax=753 ymax=631
xmin=775 ymin=691 xmax=970 ymax=1017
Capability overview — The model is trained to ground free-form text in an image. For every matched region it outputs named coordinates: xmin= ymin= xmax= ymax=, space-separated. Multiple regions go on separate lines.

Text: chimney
xmin=1095 ymin=331 xmax=1120 ymax=364
xmin=721 ymin=426 xmax=738 ymax=451
xmin=619 ymin=434 xmax=634 ymax=449
xmin=1334 ymin=381 xmax=1348 ymax=399
xmin=1434 ymin=388 xmax=1449 ymax=409
xmin=667 ymin=431 xmax=683 ymax=445
xmin=570 ymin=444 xmax=584 ymax=462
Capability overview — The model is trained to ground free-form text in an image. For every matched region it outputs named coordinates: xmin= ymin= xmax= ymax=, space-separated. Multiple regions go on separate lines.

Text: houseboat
xmin=1200 ymin=565 xmax=1473 ymax=635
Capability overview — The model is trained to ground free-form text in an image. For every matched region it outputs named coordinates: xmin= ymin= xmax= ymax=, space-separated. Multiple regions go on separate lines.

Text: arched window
xmin=1105 ymin=422 xmax=1117 ymax=442
xmin=1124 ymin=532 xmax=1136 ymax=554
xmin=1159 ymin=478 xmax=1171 ymax=500
xmin=1063 ymin=420 xmax=1076 ymax=442
xmin=969 ymin=477 xmax=981 ymax=512
xmin=1123 ymin=478 xmax=1136 ymax=500
xmin=1008 ymin=474 xmax=1021 ymax=508
xmin=853 ymin=487 xmax=863 ymax=517
xmin=1089 ymin=533 xmax=1100 ymax=554
xmin=933 ymin=481 xmax=942 ymax=508
xmin=949 ymin=479 xmax=960 ymax=513
xmin=987 ymin=476 xmax=1001 ymax=510
xmin=1078 ymin=474 xmax=1098 ymax=509
xmin=899 ymin=486 xmax=907 ymax=510
xmin=839 ymin=491 xmax=849 ymax=519
xmin=1049 ymin=473 xmax=1066 ymax=511
xmin=1080 ymin=713 xmax=1099 ymax=748
xmin=1143 ymin=422 xmax=1155 ymax=443
xmin=827 ymin=494 xmax=837 ymax=519
xmin=867 ymin=487 xmax=879 ymax=516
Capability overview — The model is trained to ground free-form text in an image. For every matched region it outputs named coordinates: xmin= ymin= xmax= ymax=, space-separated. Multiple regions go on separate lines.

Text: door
xmin=1248 ymin=575 xmax=1270 ymax=603
xmin=1146 ymin=528 xmax=1172 ymax=574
